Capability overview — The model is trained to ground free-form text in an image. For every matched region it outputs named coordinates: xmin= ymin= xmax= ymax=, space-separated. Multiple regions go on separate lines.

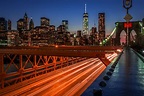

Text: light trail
xmin=4 ymin=58 xmax=98 ymax=96
xmin=2 ymin=53 xmax=118 ymax=96
xmin=63 ymin=64 xmax=105 ymax=96
xmin=27 ymin=59 xmax=100 ymax=96
xmin=41 ymin=62 xmax=103 ymax=96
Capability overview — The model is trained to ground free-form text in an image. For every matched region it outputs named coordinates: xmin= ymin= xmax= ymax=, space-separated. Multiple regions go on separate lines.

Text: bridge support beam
xmin=97 ymin=54 xmax=110 ymax=66
xmin=0 ymin=54 xmax=4 ymax=89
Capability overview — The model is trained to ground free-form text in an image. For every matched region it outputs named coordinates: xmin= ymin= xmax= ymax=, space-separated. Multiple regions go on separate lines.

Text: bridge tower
xmin=115 ymin=21 xmax=142 ymax=46
xmin=142 ymin=18 xmax=144 ymax=27
xmin=142 ymin=18 xmax=144 ymax=34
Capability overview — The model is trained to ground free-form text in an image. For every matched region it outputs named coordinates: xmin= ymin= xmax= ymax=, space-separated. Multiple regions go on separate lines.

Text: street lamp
xmin=123 ymin=0 xmax=133 ymax=46
xmin=123 ymin=0 xmax=132 ymax=14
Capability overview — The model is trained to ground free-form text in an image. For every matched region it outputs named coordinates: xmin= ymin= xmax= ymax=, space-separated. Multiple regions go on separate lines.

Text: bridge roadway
xmin=0 ymin=53 xmax=117 ymax=96
xmin=82 ymin=48 xmax=144 ymax=96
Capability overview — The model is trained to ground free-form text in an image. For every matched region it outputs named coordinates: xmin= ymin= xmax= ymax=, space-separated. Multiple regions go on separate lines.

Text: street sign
xmin=124 ymin=13 xmax=133 ymax=22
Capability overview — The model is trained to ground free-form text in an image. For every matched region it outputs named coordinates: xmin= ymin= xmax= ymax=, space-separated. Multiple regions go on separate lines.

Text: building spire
xmin=24 ymin=12 xmax=28 ymax=18
xmin=94 ymin=20 xmax=96 ymax=27
xmin=85 ymin=4 xmax=87 ymax=13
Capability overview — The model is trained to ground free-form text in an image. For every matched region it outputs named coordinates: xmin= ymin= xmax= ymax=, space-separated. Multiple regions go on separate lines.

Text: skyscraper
xmin=17 ymin=13 xmax=29 ymax=32
xmin=17 ymin=19 xmax=24 ymax=32
xmin=98 ymin=13 xmax=105 ymax=41
xmin=0 ymin=17 xmax=7 ymax=31
xmin=41 ymin=17 xmax=50 ymax=27
xmin=49 ymin=25 xmax=55 ymax=32
xmin=82 ymin=4 xmax=89 ymax=35
xmin=62 ymin=20 xmax=68 ymax=32
xmin=29 ymin=17 xmax=34 ymax=30
xmin=57 ymin=25 xmax=65 ymax=32
xmin=8 ymin=19 xmax=11 ymax=30
xmin=77 ymin=30 xmax=82 ymax=37
xmin=23 ymin=13 xmax=29 ymax=30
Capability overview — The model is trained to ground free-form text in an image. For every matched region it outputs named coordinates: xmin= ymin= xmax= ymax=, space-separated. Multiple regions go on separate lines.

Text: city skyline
xmin=0 ymin=0 xmax=144 ymax=34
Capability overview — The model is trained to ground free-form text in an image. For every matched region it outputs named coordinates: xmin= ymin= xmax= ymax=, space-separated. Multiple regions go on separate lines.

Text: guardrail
xmin=0 ymin=52 xmax=87 ymax=89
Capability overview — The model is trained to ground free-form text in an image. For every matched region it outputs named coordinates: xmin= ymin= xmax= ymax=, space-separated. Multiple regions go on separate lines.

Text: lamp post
xmin=123 ymin=0 xmax=132 ymax=14
xmin=123 ymin=0 xmax=133 ymax=46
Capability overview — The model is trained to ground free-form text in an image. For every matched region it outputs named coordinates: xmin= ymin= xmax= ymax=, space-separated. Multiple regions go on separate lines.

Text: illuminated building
xmin=70 ymin=34 xmax=75 ymax=45
xmin=56 ymin=24 xmax=71 ymax=45
xmin=89 ymin=24 xmax=99 ymax=45
xmin=56 ymin=25 xmax=65 ymax=44
xmin=92 ymin=26 xmax=98 ymax=39
xmin=41 ymin=17 xmax=50 ymax=27
xmin=49 ymin=25 xmax=55 ymax=32
xmin=7 ymin=30 xmax=19 ymax=46
xmin=17 ymin=13 xmax=29 ymax=32
xmin=57 ymin=25 xmax=65 ymax=32
xmin=76 ymin=30 xmax=82 ymax=45
xmin=91 ymin=27 xmax=97 ymax=34
xmin=77 ymin=30 xmax=82 ymax=37
xmin=17 ymin=19 xmax=24 ymax=32
xmin=62 ymin=20 xmax=68 ymax=32
xmin=29 ymin=17 xmax=34 ymax=30
xmin=0 ymin=31 xmax=7 ymax=46
xmin=29 ymin=26 xmax=50 ymax=46
xmin=82 ymin=4 xmax=89 ymax=35
xmin=98 ymin=13 xmax=105 ymax=41
xmin=8 ymin=19 xmax=11 ymax=30
xmin=0 ymin=17 xmax=7 ymax=31
xmin=23 ymin=13 xmax=29 ymax=30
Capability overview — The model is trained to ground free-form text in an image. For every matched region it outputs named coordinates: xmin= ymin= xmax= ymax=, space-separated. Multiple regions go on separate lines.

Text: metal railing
xmin=0 ymin=52 xmax=87 ymax=89
xmin=0 ymin=46 xmax=123 ymax=89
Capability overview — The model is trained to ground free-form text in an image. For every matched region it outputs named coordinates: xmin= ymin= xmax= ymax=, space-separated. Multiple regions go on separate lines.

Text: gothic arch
xmin=115 ymin=21 xmax=142 ymax=46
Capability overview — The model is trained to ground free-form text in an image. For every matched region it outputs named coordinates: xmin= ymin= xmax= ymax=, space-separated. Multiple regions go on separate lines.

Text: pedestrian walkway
xmin=82 ymin=48 xmax=144 ymax=96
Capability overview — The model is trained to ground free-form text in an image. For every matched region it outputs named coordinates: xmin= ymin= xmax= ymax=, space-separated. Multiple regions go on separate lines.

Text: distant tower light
xmin=85 ymin=4 xmax=87 ymax=13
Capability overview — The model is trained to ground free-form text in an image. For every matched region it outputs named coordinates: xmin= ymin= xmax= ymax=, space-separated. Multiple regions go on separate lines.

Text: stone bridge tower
xmin=115 ymin=21 xmax=142 ymax=46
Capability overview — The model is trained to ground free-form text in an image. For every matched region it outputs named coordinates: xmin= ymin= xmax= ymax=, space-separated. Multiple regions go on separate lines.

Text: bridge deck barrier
xmin=0 ymin=46 xmax=122 ymax=95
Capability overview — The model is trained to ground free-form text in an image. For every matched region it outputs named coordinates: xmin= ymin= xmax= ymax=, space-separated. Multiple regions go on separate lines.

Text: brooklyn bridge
xmin=0 ymin=42 xmax=144 ymax=96
xmin=1 ymin=0 xmax=144 ymax=96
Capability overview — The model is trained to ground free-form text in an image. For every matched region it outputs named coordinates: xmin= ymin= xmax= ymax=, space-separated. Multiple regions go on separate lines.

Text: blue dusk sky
xmin=0 ymin=0 xmax=144 ymax=34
